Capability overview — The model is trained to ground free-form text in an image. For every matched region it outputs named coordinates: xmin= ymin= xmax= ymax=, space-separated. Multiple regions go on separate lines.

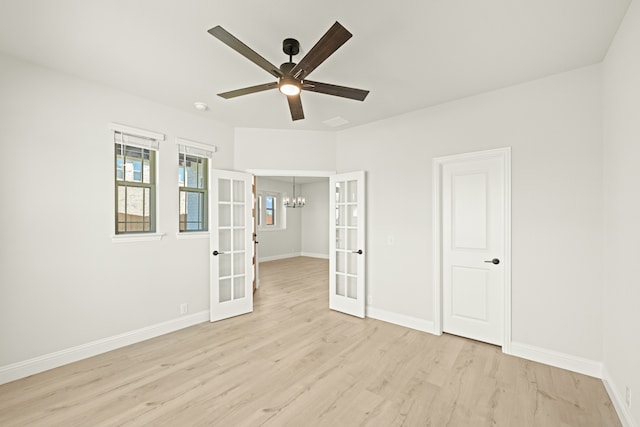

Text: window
xmin=258 ymin=191 xmax=286 ymax=230
xmin=115 ymin=139 xmax=156 ymax=234
xmin=176 ymin=138 xmax=216 ymax=234
xmin=265 ymin=195 xmax=276 ymax=226
xmin=179 ymin=153 xmax=208 ymax=231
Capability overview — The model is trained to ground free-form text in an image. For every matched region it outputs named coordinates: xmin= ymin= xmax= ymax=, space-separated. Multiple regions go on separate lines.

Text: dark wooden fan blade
xmin=290 ymin=22 xmax=352 ymax=80
xmin=303 ymin=80 xmax=369 ymax=101
xmin=217 ymin=82 xmax=278 ymax=99
xmin=208 ymin=26 xmax=283 ymax=79
xmin=287 ymin=94 xmax=304 ymax=121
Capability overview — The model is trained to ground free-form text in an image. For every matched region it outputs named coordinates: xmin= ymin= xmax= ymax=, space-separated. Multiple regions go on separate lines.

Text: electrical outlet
xmin=367 ymin=295 xmax=372 ymax=305
xmin=180 ymin=303 xmax=189 ymax=315
xmin=626 ymin=386 xmax=631 ymax=407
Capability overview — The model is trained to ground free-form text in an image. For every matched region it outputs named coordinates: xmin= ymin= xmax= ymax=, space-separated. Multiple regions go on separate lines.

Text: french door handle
xmin=352 ymin=249 xmax=363 ymax=255
xmin=484 ymin=258 xmax=500 ymax=265
xmin=212 ymin=250 xmax=225 ymax=256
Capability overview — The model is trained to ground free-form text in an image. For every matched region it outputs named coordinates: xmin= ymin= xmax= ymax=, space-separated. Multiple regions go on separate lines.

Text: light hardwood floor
xmin=0 ymin=257 xmax=621 ymax=426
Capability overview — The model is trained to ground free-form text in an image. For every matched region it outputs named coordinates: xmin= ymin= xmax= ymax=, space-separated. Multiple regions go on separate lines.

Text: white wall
xmin=234 ymin=128 xmax=336 ymax=172
xmin=603 ymin=0 xmax=640 ymax=424
xmin=336 ymin=64 xmax=604 ymax=362
xmin=300 ymin=180 xmax=330 ymax=258
xmin=256 ymin=177 xmax=301 ymax=260
xmin=235 ymin=127 xmax=334 ymax=263
xmin=0 ymin=54 xmax=234 ymax=367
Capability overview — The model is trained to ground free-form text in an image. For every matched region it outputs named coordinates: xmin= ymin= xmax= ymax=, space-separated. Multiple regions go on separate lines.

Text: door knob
xmin=352 ymin=249 xmax=363 ymax=255
xmin=212 ymin=250 xmax=225 ymax=256
xmin=484 ymin=258 xmax=500 ymax=265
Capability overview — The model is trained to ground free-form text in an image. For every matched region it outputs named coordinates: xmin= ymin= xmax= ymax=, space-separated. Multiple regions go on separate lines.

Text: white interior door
xmin=210 ymin=170 xmax=253 ymax=322
xmin=330 ymin=171 xmax=366 ymax=318
xmin=442 ymin=156 xmax=505 ymax=345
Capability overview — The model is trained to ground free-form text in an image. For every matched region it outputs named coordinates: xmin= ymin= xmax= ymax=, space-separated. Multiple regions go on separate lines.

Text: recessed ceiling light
xmin=194 ymin=102 xmax=209 ymax=111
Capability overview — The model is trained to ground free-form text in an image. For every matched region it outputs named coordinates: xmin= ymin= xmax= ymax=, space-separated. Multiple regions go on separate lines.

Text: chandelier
xmin=283 ymin=176 xmax=305 ymax=208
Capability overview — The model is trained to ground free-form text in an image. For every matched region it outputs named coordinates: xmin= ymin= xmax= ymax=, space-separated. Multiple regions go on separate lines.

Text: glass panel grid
xmin=347 ymin=180 xmax=357 ymax=202
xmin=234 ymin=275 xmax=246 ymax=299
xmin=219 ymin=179 xmax=231 ymax=202
xmin=233 ymin=203 xmax=245 ymax=226
xmin=336 ymin=251 xmax=347 ymax=274
xmin=179 ymin=155 xmax=207 ymax=232
xmin=179 ymin=190 xmax=206 ymax=231
xmin=347 ymin=276 xmax=357 ymax=299
xmin=218 ymin=204 xmax=231 ymax=227
xmin=336 ymin=274 xmax=346 ymax=297
xmin=218 ymin=253 xmax=231 ymax=278
xmin=233 ymin=180 xmax=245 ymax=203
xmin=347 ymin=204 xmax=358 ymax=227
xmin=219 ymin=229 xmax=231 ymax=252
xmin=219 ymin=278 xmax=232 ymax=302
xmin=334 ymin=178 xmax=360 ymax=302
xmin=233 ymin=252 xmax=245 ymax=275
xmin=115 ymin=143 xmax=155 ymax=234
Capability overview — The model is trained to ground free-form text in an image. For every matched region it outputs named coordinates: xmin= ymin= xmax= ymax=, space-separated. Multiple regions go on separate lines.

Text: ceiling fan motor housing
xmin=280 ymin=61 xmax=296 ymax=75
xmin=282 ymin=38 xmax=300 ymax=57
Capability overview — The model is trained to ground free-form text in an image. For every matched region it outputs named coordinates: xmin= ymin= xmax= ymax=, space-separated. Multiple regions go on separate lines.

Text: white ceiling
xmin=0 ymin=0 xmax=630 ymax=131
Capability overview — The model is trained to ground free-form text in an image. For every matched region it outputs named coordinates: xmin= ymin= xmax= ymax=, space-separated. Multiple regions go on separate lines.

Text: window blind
xmin=109 ymin=122 xmax=164 ymax=150
xmin=114 ymin=131 xmax=160 ymax=151
xmin=176 ymin=137 xmax=217 ymax=159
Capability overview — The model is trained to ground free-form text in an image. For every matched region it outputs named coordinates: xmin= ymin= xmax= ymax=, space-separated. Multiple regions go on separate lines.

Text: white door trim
xmin=245 ymin=169 xmax=336 ymax=178
xmin=432 ymin=147 xmax=512 ymax=354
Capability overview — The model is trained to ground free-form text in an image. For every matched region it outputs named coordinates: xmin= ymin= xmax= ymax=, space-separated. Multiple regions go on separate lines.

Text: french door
xmin=210 ymin=170 xmax=253 ymax=322
xmin=329 ymin=171 xmax=366 ymax=318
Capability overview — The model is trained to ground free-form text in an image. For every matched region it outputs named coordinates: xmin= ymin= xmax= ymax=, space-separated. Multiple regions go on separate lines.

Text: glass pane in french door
xmin=217 ymin=178 xmax=247 ymax=303
xmin=335 ymin=179 xmax=359 ymax=299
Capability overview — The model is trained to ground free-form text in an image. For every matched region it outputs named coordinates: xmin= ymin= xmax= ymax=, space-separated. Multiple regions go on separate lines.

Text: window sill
xmin=176 ymin=231 xmax=210 ymax=240
xmin=111 ymin=233 xmax=166 ymax=243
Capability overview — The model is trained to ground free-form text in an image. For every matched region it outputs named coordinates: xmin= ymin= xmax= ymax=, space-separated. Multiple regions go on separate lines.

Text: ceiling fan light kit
xmin=208 ymin=21 xmax=369 ymax=121
xmin=278 ymin=76 xmax=301 ymax=96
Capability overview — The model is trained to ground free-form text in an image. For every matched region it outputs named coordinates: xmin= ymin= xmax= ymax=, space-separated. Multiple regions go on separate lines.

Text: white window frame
xmin=110 ymin=123 xmax=165 ymax=243
xmin=258 ymin=191 xmax=287 ymax=231
xmin=176 ymin=137 xmax=217 ymax=238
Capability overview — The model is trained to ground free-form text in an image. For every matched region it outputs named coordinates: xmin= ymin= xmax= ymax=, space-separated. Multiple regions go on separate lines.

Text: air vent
xmin=322 ymin=116 xmax=349 ymax=128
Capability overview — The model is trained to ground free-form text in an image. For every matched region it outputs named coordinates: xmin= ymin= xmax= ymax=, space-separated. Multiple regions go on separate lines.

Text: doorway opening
xmin=247 ymin=170 xmax=335 ymax=293
xmin=254 ymin=175 xmax=330 ymax=290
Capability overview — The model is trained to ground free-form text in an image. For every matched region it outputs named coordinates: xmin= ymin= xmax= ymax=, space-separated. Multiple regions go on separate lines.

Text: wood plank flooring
xmin=0 ymin=257 xmax=621 ymax=426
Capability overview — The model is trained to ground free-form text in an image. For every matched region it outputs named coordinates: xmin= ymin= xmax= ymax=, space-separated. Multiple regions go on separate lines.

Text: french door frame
xmin=432 ymin=147 xmax=512 ymax=354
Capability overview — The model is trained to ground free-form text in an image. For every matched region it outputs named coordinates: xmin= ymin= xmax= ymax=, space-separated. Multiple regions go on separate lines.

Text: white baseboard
xmin=300 ymin=252 xmax=329 ymax=259
xmin=366 ymin=306 xmax=436 ymax=334
xmin=509 ymin=341 xmax=602 ymax=378
xmin=259 ymin=252 xmax=302 ymax=262
xmin=603 ymin=367 xmax=637 ymax=427
xmin=0 ymin=310 xmax=209 ymax=385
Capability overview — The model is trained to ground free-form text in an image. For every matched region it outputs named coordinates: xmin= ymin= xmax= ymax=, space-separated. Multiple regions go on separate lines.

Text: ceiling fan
xmin=207 ymin=21 xmax=369 ymax=121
